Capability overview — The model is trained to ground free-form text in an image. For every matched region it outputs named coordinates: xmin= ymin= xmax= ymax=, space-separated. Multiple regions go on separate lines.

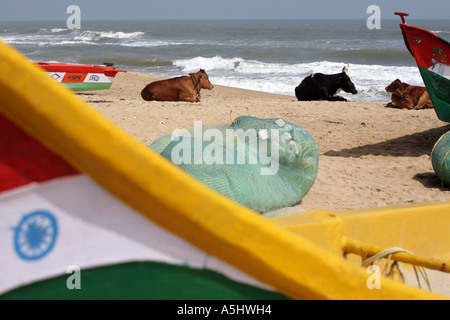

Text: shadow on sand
xmin=324 ymin=124 xmax=450 ymax=158
xmin=413 ymin=172 xmax=447 ymax=190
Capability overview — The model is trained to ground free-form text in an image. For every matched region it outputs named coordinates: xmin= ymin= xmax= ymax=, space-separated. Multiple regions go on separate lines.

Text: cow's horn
xmin=343 ymin=64 xmax=349 ymax=73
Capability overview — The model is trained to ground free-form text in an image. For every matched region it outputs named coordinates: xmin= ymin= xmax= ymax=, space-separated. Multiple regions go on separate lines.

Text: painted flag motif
xmin=36 ymin=62 xmax=126 ymax=91
xmin=0 ymin=113 xmax=284 ymax=299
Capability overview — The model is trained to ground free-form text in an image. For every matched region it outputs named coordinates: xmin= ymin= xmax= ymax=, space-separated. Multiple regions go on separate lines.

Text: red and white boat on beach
xmin=36 ymin=62 xmax=127 ymax=92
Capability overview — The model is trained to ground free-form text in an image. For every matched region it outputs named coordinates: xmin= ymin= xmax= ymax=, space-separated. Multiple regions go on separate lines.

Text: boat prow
xmin=395 ymin=12 xmax=450 ymax=122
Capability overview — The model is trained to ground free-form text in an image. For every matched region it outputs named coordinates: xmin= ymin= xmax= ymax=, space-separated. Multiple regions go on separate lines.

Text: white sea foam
xmin=98 ymin=31 xmax=145 ymax=39
xmin=73 ymin=30 xmax=144 ymax=41
xmin=174 ymin=56 xmax=245 ymax=72
xmin=121 ymin=40 xmax=182 ymax=47
xmin=51 ymin=28 xmax=67 ymax=33
xmin=1 ymin=30 xmax=145 ymax=47
xmin=212 ymin=76 xmax=298 ymax=96
xmin=432 ymin=30 xmax=450 ymax=35
xmin=158 ymin=58 xmax=416 ymax=100
xmin=172 ymin=56 xmax=424 ymax=101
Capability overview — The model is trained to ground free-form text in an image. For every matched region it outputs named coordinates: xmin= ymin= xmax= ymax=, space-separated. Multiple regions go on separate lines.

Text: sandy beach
xmin=80 ymin=71 xmax=450 ymax=214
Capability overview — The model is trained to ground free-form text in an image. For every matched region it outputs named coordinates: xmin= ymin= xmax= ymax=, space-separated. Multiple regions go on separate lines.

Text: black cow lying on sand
xmin=295 ymin=65 xmax=358 ymax=101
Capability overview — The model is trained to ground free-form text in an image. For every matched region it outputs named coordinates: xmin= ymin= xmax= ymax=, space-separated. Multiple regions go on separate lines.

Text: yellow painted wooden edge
xmin=272 ymin=200 xmax=450 ymax=266
xmin=0 ymin=40 xmax=445 ymax=300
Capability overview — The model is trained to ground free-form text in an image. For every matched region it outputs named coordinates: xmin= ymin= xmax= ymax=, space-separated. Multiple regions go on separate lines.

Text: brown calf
xmin=385 ymin=79 xmax=433 ymax=110
xmin=141 ymin=69 xmax=214 ymax=102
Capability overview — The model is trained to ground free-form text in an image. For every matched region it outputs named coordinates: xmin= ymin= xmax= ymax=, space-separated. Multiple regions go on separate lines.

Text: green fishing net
xmin=150 ymin=116 xmax=319 ymax=213
xmin=431 ymin=130 xmax=450 ymax=186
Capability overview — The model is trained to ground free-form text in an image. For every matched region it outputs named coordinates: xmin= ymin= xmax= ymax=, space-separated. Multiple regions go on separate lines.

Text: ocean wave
xmin=73 ymin=30 xmax=145 ymax=41
xmin=41 ymin=40 xmax=95 ymax=46
xmin=174 ymin=56 xmax=244 ymax=72
xmin=173 ymin=56 xmax=421 ymax=80
xmin=120 ymin=40 xmax=181 ymax=47
xmin=2 ymin=39 xmax=94 ymax=46
xmin=212 ymin=76 xmax=298 ymax=96
xmin=174 ymin=56 xmax=319 ymax=75
xmin=433 ymin=30 xmax=450 ymax=35
xmin=172 ymin=56 xmax=424 ymax=101
xmin=80 ymin=56 xmax=172 ymax=67
xmin=51 ymin=28 xmax=67 ymax=33
xmin=212 ymin=76 xmax=399 ymax=102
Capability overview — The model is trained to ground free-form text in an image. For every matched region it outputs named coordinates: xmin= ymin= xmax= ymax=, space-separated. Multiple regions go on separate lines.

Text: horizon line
xmin=1 ymin=17 xmax=448 ymax=23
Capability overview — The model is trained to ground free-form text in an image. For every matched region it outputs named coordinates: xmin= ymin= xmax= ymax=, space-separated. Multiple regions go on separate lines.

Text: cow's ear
xmin=342 ymin=64 xmax=349 ymax=73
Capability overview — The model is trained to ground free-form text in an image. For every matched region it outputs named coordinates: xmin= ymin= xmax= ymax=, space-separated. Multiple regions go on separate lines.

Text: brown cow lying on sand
xmin=385 ymin=79 xmax=433 ymax=110
xmin=141 ymin=69 xmax=214 ymax=102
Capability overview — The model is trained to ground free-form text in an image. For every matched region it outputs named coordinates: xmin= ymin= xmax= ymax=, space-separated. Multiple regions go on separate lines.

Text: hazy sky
xmin=1 ymin=0 xmax=449 ymax=21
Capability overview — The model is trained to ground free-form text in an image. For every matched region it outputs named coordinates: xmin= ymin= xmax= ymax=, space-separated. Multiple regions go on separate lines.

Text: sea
xmin=1 ymin=19 xmax=450 ymax=101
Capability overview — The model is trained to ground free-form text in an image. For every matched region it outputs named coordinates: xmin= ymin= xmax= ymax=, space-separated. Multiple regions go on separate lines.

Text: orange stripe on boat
xmin=62 ymin=73 xmax=88 ymax=83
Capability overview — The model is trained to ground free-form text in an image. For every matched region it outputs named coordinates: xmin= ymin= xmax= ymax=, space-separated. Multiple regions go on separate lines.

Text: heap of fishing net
xmin=150 ymin=116 xmax=319 ymax=214
xmin=431 ymin=130 xmax=450 ymax=186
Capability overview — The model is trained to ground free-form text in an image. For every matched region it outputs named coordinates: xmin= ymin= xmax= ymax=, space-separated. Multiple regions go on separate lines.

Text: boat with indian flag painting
xmin=395 ymin=12 xmax=450 ymax=122
xmin=35 ymin=62 xmax=127 ymax=92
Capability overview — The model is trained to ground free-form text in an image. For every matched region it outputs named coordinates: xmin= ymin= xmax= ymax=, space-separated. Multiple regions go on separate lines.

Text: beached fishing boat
xmin=36 ymin=62 xmax=127 ymax=91
xmin=0 ymin=39 xmax=449 ymax=300
xmin=396 ymin=12 xmax=450 ymax=122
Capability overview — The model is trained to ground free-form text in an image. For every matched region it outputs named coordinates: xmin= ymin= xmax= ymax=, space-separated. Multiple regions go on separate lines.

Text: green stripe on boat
xmin=419 ymin=65 xmax=450 ymax=123
xmin=63 ymin=82 xmax=113 ymax=92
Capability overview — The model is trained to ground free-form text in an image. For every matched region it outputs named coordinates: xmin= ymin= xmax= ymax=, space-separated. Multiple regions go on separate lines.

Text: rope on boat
xmin=344 ymin=237 xmax=450 ymax=273
xmin=361 ymin=246 xmax=432 ymax=291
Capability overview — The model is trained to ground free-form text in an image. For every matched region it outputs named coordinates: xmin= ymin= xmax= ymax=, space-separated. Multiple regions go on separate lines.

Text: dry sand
xmin=80 ymin=71 xmax=450 ymax=214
